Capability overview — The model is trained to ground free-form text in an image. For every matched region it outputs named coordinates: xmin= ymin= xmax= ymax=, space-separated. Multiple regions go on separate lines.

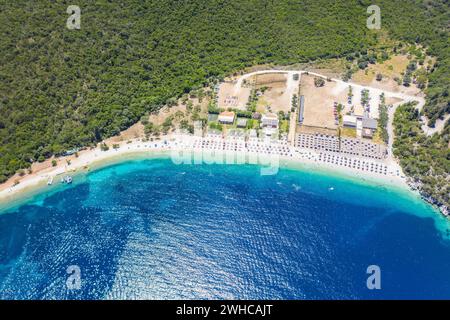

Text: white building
xmin=218 ymin=111 xmax=235 ymax=124
xmin=362 ymin=118 xmax=378 ymax=131
xmin=362 ymin=118 xmax=378 ymax=139
xmin=356 ymin=118 xmax=363 ymax=138
xmin=261 ymin=113 xmax=279 ymax=128
xmin=343 ymin=115 xmax=357 ymax=128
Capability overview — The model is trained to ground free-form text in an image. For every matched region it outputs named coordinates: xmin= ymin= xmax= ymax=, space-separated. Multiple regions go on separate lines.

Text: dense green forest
xmin=393 ymin=103 xmax=449 ymax=209
xmin=0 ymin=0 xmax=448 ymax=207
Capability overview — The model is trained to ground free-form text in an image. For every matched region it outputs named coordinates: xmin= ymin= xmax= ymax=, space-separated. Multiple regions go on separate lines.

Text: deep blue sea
xmin=0 ymin=157 xmax=449 ymax=299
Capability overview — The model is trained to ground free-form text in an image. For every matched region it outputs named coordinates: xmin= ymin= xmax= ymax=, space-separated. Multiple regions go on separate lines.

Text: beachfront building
xmin=358 ymin=118 xmax=378 ymax=139
xmin=356 ymin=118 xmax=363 ymax=138
xmin=261 ymin=113 xmax=279 ymax=128
xmin=218 ymin=111 xmax=236 ymax=124
xmin=343 ymin=113 xmax=378 ymax=139
xmin=298 ymin=95 xmax=305 ymax=124
xmin=236 ymin=118 xmax=248 ymax=128
xmin=363 ymin=118 xmax=378 ymax=132
xmin=343 ymin=115 xmax=357 ymax=128
xmin=252 ymin=112 xmax=262 ymax=120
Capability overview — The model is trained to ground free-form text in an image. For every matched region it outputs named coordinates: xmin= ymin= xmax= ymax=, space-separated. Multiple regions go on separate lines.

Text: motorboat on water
xmin=60 ymin=175 xmax=73 ymax=184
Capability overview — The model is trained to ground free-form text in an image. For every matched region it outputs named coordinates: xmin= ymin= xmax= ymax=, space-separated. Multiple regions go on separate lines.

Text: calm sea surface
xmin=0 ymin=158 xmax=449 ymax=299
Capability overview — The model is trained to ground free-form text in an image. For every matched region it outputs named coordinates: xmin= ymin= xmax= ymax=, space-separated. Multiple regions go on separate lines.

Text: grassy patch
xmin=352 ymin=54 xmax=410 ymax=84
xmin=372 ymin=129 xmax=385 ymax=145
xmin=340 ymin=127 xmax=357 ymax=138
xmin=280 ymin=120 xmax=289 ymax=133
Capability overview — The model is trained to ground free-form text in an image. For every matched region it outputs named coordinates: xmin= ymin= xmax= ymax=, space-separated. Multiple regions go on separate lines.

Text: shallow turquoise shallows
xmin=0 ymin=157 xmax=449 ymax=299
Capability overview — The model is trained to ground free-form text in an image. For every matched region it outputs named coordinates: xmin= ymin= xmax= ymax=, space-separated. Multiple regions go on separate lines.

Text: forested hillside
xmin=394 ymin=103 xmax=449 ymax=211
xmin=0 ymin=1 xmax=448 ymax=196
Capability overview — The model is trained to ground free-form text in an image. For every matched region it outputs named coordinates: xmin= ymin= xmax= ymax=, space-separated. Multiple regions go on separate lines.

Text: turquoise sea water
xmin=0 ymin=157 xmax=449 ymax=299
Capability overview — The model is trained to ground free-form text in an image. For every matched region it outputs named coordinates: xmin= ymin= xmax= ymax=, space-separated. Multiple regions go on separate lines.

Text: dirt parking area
xmin=300 ymin=75 xmax=347 ymax=130
xmin=256 ymin=73 xmax=294 ymax=113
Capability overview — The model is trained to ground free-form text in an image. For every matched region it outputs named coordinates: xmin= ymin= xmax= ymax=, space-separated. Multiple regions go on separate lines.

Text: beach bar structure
xmin=343 ymin=115 xmax=357 ymax=128
xmin=362 ymin=118 xmax=378 ymax=131
xmin=236 ymin=118 xmax=248 ymax=128
xmin=261 ymin=113 xmax=279 ymax=128
xmin=298 ymin=95 xmax=305 ymax=124
xmin=362 ymin=117 xmax=378 ymax=139
xmin=218 ymin=111 xmax=236 ymax=124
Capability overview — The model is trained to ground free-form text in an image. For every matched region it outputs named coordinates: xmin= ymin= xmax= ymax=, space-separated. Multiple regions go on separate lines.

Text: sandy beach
xmin=0 ymin=133 xmax=411 ymax=212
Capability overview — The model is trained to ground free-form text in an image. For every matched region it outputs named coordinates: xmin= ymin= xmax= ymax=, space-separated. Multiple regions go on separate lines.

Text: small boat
xmin=61 ymin=175 xmax=73 ymax=184
xmin=47 ymin=176 xmax=53 ymax=185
